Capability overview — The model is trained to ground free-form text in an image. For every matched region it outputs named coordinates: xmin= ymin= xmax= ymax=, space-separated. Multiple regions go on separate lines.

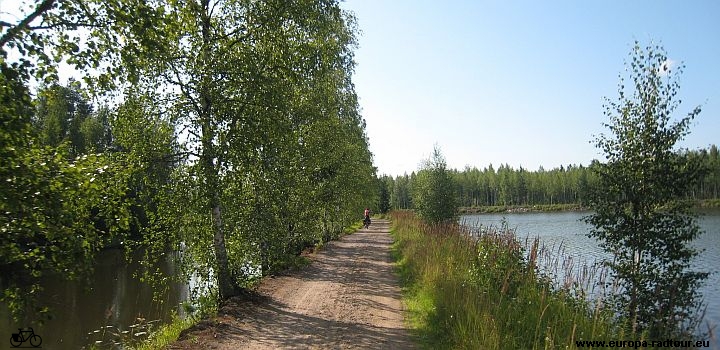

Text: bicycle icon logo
xmin=10 ymin=327 xmax=42 ymax=348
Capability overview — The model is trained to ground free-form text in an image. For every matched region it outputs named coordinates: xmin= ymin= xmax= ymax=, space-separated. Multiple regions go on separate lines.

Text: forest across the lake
xmin=378 ymin=145 xmax=720 ymax=212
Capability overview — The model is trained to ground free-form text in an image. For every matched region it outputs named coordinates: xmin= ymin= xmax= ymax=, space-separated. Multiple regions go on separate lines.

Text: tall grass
xmin=391 ymin=210 xmax=621 ymax=349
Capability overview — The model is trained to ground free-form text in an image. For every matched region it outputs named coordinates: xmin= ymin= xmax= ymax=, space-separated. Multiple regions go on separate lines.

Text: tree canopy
xmin=1 ymin=0 xmax=377 ymax=321
xmin=412 ymin=146 xmax=458 ymax=224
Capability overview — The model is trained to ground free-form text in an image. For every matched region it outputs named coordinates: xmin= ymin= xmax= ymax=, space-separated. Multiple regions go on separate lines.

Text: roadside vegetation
xmin=391 ymin=210 xmax=620 ymax=349
xmin=391 ymin=142 xmax=620 ymax=349
xmin=133 ymin=316 xmax=194 ymax=350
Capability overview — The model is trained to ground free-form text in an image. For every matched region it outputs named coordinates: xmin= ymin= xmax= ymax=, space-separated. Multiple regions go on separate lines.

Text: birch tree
xmin=586 ymin=42 xmax=708 ymax=338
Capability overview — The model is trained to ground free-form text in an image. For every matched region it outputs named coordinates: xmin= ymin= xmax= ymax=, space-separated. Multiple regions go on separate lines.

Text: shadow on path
xmin=169 ymin=219 xmax=415 ymax=350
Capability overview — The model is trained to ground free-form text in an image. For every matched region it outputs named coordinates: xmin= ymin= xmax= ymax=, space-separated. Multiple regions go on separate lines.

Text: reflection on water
xmin=0 ymin=248 xmax=188 ymax=349
xmin=462 ymin=210 xmax=720 ymax=336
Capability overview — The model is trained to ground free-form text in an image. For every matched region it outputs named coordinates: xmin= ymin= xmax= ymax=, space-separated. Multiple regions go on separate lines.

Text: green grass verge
xmin=390 ymin=210 xmax=622 ymax=349
xmin=129 ymin=314 xmax=194 ymax=350
xmin=343 ymin=220 xmax=364 ymax=234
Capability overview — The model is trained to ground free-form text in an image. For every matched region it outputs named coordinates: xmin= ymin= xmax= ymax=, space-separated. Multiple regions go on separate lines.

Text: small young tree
xmin=586 ymin=42 xmax=708 ymax=338
xmin=413 ymin=145 xmax=458 ymax=224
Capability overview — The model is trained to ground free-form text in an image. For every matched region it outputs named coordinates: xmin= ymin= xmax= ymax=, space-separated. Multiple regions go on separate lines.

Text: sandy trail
xmin=168 ymin=219 xmax=415 ymax=349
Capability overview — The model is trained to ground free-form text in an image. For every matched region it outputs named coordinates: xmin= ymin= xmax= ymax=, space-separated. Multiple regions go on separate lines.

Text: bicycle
xmin=363 ymin=216 xmax=371 ymax=229
xmin=10 ymin=327 xmax=42 ymax=348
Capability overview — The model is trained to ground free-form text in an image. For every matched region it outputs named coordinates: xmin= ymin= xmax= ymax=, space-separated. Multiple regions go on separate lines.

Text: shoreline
xmin=460 ymin=199 xmax=720 ymax=214
xmin=459 ymin=203 xmax=586 ymax=214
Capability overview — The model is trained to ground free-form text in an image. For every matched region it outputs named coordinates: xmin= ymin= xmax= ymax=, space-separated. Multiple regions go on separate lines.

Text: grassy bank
xmin=390 ymin=210 xmax=622 ymax=349
xmin=690 ymin=198 xmax=720 ymax=209
xmin=133 ymin=315 xmax=195 ymax=350
xmin=459 ymin=204 xmax=586 ymax=214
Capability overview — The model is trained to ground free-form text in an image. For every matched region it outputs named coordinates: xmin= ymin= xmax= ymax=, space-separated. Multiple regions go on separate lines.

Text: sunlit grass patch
xmin=133 ymin=314 xmax=194 ymax=350
xmin=390 ymin=210 xmax=620 ymax=349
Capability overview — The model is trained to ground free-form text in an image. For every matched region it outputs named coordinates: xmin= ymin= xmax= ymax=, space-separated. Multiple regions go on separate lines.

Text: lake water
xmin=0 ymin=248 xmax=188 ymax=349
xmin=462 ymin=210 xmax=720 ymax=339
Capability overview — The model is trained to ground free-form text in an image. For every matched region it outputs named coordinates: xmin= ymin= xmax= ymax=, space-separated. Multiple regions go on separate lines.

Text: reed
xmin=390 ymin=210 xmax=620 ymax=349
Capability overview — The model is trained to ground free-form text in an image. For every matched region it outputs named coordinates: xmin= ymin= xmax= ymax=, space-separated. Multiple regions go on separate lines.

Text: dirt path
xmin=168 ymin=219 xmax=415 ymax=349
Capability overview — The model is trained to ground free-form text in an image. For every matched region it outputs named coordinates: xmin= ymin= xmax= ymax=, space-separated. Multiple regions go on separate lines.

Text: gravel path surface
xmin=168 ymin=219 xmax=414 ymax=349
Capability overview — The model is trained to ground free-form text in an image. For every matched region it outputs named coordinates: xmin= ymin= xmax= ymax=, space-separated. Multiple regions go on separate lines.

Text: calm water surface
xmin=462 ymin=210 xmax=720 ymax=337
xmin=1 ymin=248 xmax=187 ymax=349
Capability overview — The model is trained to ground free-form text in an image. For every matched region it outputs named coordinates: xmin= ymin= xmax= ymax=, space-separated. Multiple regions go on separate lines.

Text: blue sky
xmin=340 ymin=0 xmax=720 ymax=176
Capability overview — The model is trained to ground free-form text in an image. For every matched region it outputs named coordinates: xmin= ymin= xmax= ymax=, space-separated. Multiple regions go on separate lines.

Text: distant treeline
xmin=381 ymin=145 xmax=720 ymax=210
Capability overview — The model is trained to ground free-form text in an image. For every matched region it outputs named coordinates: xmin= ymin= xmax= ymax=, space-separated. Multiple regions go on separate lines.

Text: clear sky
xmin=340 ymin=0 xmax=720 ymax=176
